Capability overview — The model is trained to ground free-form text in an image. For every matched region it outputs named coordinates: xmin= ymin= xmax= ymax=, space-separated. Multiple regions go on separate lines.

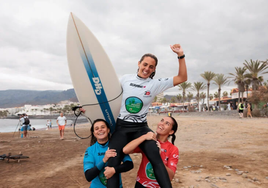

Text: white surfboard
xmin=66 ymin=13 xmax=122 ymax=133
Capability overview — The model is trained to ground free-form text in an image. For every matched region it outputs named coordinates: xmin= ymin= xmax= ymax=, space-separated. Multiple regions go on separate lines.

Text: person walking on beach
xmin=123 ymin=116 xmax=179 ymax=188
xmin=106 ymin=44 xmax=187 ymax=188
xmin=238 ymin=102 xmax=244 ymax=118
xmin=56 ymin=112 xmax=67 ymax=140
xmin=46 ymin=120 xmax=50 ymax=130
xmin=83 ymin=119 xmax=133 ymax=188
xmin=247 ymin=103 xmax=252 ymax=118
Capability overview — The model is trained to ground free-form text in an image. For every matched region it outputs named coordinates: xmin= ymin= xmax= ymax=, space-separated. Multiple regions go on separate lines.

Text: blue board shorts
xmin=21 ymin=125 xmax=29 ymax=131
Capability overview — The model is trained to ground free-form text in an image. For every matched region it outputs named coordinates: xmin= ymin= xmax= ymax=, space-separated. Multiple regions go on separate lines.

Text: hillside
xmin=0 ymin=89 xmax=78 ymax=108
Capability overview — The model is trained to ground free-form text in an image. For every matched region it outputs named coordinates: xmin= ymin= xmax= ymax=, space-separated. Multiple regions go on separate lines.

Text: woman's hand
xmin=103 ymin=148 xmax=117 ymax=163
xmin=79 ymin=108 xmax=86 ymax=113
xmin=156 ymin=141 xmax=161 ymax=154
xmin=143 ymin=132 xmax=157 ymax=141
xmin=170 ymin=44 xmax=184 ymax=56
xmin=104 ymin=166 xmax=116 ymax=179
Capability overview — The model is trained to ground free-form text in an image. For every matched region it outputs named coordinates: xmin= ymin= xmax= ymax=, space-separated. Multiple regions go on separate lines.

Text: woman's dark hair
xmin=90 ymin=119 xmax=111 ymax=146
xmin=167 ymin=116 xmax=178 ymax=145
xmin=139 ymin=53 xmax=158 ymax=79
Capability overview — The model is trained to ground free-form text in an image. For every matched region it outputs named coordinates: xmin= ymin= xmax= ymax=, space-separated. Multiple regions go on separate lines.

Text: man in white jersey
xmin=56 ymin=112 xmax=67 ymax=140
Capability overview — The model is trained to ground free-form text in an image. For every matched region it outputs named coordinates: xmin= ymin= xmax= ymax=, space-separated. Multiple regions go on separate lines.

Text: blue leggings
xmin=107 ymin=119 xmax=172 ymax=188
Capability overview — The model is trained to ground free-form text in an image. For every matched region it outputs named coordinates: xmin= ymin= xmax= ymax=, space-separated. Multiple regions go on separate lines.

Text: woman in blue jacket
xmin=83 ymin=119 xmax=133 ymax=187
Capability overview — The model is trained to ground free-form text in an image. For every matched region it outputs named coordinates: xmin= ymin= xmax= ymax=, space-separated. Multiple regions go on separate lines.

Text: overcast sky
xmin=0 ymin=0 xmax=267 ymax=96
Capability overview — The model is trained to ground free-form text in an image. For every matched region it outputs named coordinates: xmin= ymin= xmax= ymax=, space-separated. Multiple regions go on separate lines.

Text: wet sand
xmin=1 ymin=113 xmax=268 ymax=188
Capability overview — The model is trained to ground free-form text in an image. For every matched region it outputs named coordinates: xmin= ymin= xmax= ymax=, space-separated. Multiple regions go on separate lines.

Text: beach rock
xmin=210 ymin=184 xmax=219 ymax=188
xmin=175 ymin=178 xmax=180 ymax=183
xmin=236 ymin=171 xmax=244 ymax=175
xmin=226 ymin=173 xmax=231 ymax=176
xmin=242 ymin=174 xmax=248 ymax=178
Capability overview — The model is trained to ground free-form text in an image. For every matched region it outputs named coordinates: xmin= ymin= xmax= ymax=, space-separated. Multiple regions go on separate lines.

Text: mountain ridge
xmin=0 ymin=89 xmax=78 ymax=108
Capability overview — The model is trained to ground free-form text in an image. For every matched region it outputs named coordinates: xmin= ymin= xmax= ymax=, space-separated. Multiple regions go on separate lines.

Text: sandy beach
xmin=1 ymin=113 xmax=268 ymax=188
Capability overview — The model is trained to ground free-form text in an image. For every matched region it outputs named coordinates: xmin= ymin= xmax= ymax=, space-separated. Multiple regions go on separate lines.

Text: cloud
xmin=0 ymin=0 xmax=267 ymax=97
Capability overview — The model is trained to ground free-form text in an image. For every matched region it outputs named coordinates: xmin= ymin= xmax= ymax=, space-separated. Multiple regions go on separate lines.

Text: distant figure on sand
xmin=46 ymin=120 xmax=50 ymax=130
xmin=20 ymin=113 xmax=30 ymax=138
xmin=56 ymin=113 xmax=67 ymax=140
xmin=247 ymin=103 xmax=252 ymax=118
xmin=238 ymin=102 xmax=244 ymax=118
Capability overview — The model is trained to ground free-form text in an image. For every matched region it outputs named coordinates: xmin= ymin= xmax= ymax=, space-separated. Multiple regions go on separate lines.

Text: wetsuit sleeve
xmin=83 ymin=147 xmax=102 ymax=182
xmin=166 ymin=146 xmax=179 ymax=173
xmin=84 ymin=167 xmax=101 ymax=182
xmin=114 ymin=154 xmax=133 ymax=173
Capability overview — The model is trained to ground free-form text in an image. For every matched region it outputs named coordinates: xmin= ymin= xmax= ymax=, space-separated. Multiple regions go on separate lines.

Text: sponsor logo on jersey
xmin=173 ymin=154 xmax=179 ymax=159
xmin=158 ymin=78 xmax=169 ymax=81
xmin=145 ymin=162 xmax=156 ymax=180
xmin=99 ymin=169 xmax=107 ymax=185
xmin=130 ymin=83 xmax=146 ymax=88
xmin=125 ymin=97 xmax=143 ymax=113
xmin=92 ymin=77 xmax=103 ymax=95
xmin=144 ymin=90 xmax=152 ymax=97
xmin=98 ymin=152 xmax=105 ymax=156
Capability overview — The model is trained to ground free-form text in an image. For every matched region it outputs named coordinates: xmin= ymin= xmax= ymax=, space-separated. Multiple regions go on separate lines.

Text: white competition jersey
xmin=118 ymin=74 xmax=173 ymax=123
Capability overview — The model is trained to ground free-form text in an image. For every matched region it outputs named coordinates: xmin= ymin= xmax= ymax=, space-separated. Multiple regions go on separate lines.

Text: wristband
xmin=177 ymin=54 xmax=185 ymax=59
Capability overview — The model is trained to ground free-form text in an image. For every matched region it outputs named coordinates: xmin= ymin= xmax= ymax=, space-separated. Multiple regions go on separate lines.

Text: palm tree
xmin=192 ymin=82 xmax=206 ymax=111
xmin=222 ymin=91 xmax=228 ymax=97
xmin=244 ymin=59 xmax=268 ymax=91
xmin=178 ymin=81 xmax=192 ymax=110
xmin=209 ymin=94 xmax=213 ymax=100
xmin=171 ymin=97 xmax=176 ymax=103
xmin=200 ymin=92 xmax=206 ymax=104
xmin=187 ymin=92 xmax=194 ymax=102
xmin=201 ymin=71 xmax=216 ymax=110
xmin=214 ymin=92 xmax=219 ymax=99
xmin=229 ymin=67 xmax=247 ymax=103
xmin=213 ymin=74 xmax=229 ymax=111
xmin=244 ymin=78 xmax=251 ymax=99
xmin=176 ymin=94 xmax=183 ymax=103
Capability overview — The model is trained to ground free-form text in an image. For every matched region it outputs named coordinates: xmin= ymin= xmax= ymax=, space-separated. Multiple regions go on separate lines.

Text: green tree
xmin=187 ymin=92 xmax=193 ymax=102
xmin=178 ymin=81 xmax=192 ymax=109
xmin=201 ymin=71 xmax=216 ymax=110
xmin=192 ymin=82 xmax=206 ymax=110
xmin=222 ymin=91 xmax=228 ymax=97
xmin=176 ymin=94 xmax=183 ymax=103
xmin=171 ymin=97 xmax=176 ymax=103
xmin=214 ymin=92 xmax=219 ymax=99
xmin=244 ymin=59 xmax=268 ymax=91
xmin=200 ymin=92 xmax=206 ymax=104
xmin=161 ymin=98 xmax=167 ymax=104
xmin=209 ymin=94 xmax=213 ymax=100
xmin=213 ymin=74 xmax=229 ymax=111
xmin=229 ymin=67 xmax=247 ymax=103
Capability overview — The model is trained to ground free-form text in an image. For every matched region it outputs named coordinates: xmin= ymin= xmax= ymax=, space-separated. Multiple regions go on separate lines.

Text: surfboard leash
xmin=71 ymin=89 xmax=123 ymax=139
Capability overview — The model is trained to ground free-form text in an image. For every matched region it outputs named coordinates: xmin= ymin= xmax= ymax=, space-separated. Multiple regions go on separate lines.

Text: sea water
xmin=0 ymin=119 xmax=73 ymax=133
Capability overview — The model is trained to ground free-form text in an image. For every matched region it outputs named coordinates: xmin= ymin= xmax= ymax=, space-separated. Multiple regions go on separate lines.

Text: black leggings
xmin=135 ymin=181 xmax=145 ymax=188
xmin=107 ymin=119 xmax=172 ymax=188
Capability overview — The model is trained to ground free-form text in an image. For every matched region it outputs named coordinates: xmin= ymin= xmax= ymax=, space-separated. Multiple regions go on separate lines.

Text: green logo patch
xmin=125 ymin=97 xmax=143 ymax=113
xmin=145 ymin=162 xmax=155 ymax=180
xmin=99 ymin=169 xmax=107 ymax=185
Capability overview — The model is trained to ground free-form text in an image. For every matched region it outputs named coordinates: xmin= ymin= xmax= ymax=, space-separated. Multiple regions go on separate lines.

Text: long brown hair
xmin=167 ymin=116 xmax=178 ymax=145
